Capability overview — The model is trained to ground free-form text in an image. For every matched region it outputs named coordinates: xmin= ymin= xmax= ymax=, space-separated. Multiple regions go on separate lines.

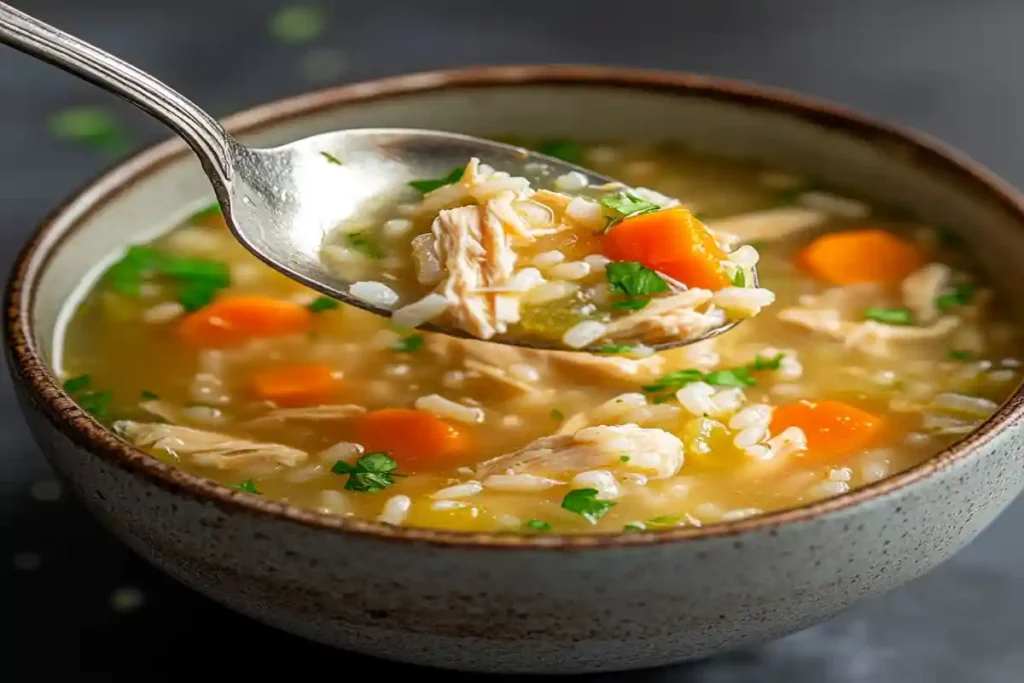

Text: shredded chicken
xmin=778 ymin=305 xmax=961 ymax=356
xmin=902 ymin=263 xmax=951 ymax=324
xmin=115 ymin=421 xmax=307 ymax=468
xmin=602 ymin=289 xmax=721 ymax=341
xmin=244 ymin=404 xmax=366 ymax=428
xmin=707 ymin=207 xmax=828 ymax=243
xmin=475 ymin=424 xmax=684 ymax=479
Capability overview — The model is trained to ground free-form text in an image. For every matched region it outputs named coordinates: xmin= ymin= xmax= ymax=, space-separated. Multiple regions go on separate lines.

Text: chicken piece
xmin=245 ymin=404 xmax=366 ymax=428
xmin=115 ymin=421 xmax=307 ymax=468
xmin=901 ymin=263 xmax=951 ymax=324
xmin=778 ymin=305 xmax=961 ymax=357
xmin=411 ymin=233 xmax=443 ymax=285
xmin=475 ymin=424 xmax=684 ymax=479
xmin=602 ymin=289 xmax=722 ymax=342
xmin=707 ymin=207 xmax=828 ymax=243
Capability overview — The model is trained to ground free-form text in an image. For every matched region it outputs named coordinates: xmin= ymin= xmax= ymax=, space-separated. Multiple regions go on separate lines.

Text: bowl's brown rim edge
xmin=6 ymin=64 xmax=1023 ymax=550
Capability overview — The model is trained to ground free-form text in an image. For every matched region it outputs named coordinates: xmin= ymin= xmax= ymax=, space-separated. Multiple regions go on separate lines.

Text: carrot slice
xmin=796 ymin=229 xmax=926 ymax=286
xmin=602 ymin=207 xmax=732 ymax=290
xmin=771 ymin=399 xmax=885 ymax=459
xmin=251 ymin=364 xmax=340 ymax=407
xmin=354 ymin=408 xmax=468 ymax=470
xmin=178 ymin=296 xmax=313 ymax=348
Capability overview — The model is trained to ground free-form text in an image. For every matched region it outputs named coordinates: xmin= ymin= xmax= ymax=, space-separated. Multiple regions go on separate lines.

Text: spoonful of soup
xmin=0 ymin=3 xmax=771 ymax=353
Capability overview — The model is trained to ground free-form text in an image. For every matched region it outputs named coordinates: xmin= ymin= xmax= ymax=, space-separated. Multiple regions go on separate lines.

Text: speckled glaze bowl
xmin=6 ymin=66 xmax=1024 ymax=674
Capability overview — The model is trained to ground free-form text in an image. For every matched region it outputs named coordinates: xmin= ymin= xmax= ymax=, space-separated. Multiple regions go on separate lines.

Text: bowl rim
xmin=6 ymin=64 xmax=1023 ymax=550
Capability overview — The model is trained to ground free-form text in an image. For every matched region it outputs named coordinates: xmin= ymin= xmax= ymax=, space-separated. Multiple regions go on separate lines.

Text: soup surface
xmin=60 ymin=140 xmax=1023 ymax=533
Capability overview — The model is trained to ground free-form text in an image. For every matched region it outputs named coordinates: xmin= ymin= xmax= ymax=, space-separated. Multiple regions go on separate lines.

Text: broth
xmin=60 ymin=140 xmax=1023 ymax=533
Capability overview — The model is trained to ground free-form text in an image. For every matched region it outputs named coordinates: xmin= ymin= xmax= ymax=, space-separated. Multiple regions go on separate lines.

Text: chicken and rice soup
xmin=60 ymin=140 xmax=1023 ymax=533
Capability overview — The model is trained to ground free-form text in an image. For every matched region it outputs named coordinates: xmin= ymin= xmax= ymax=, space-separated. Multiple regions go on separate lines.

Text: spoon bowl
xmin=0 ymin=2 xmax=749 ymax=352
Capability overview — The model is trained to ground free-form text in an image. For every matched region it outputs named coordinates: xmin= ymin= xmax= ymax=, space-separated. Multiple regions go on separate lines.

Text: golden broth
xmin=60 ymin=141 xmax=1023 ymax=533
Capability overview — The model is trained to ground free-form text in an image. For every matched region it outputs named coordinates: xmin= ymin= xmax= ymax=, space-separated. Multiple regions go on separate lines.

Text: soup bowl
xmin=5 ymin=66 xmax=1024 ymax=674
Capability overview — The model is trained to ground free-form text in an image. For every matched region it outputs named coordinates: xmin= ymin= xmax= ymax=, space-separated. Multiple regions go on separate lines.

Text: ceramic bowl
xmin=5 ymin=66 xmax=1024 ymax=674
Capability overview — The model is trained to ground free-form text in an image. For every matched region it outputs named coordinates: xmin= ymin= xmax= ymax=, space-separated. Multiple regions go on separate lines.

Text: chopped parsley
xmin=948 ymin=349 xmax=973 ymax=361
xmin=409 ymin=166 xmax=465 ymax=194
xmin=702 ymin=368 xmax=756 ymax=388
xmin=307 ymin=296 xmax=340 ymax=312
xmin=268 ymin=4 xmax=327 ymax=43
xmin=595 ymin=344 xmax=635 ymax=354
xmin=231 ymin=479 xmax=260 ymax=494
xmin=642 ymin=353 xmax=784 ymax=399
xmin=347 ymin=232 xmax=384 ymax=259
xmin=103 ymin=246 xmax=230 ymax=310
xmin=646 ymin=515 xmax=681 ymax=527
xmin=140 ymin=390 xmax=159 ymax=400
xmin=600 ymin=192 xmax=661 ymax=227
xmin=619 ymin=455 xmax=631 ymax=463
xmin=935 ymin=282 xmax=975 ymax=312
xmin=561 ymin=488 xmax=616 ymax=524
xmin=623 ymin=523 xmax=645 ymax=531
xmin=749 ymin=352 xmax=785 ymax=371
xmin=864 ymin=307 xmax=913 ymax=325
xmin=319 ymin=151 xmax=343 ymax=164
xmin=536 ymin=139 xmax=583 ymax=164
xmin=605 ymin=261 xmax=669 ymax=311
xmin=391 ymin=334 xmax=424 ymax=353
xmin=62 ymin=374 xmax=92 ymax=394
xmin=611 ymin=299 xmax=650 ymax=311
xmin=525 ymin=519 xmax=552 ymax=531
xmin=731 ymin=269 xmax=747 ymax=287
xmin=550 ymin=408 xmax=565 ymax=421
xmin=48 ymin=106 xmax=132 ymax=158
xmin=331 ymin=452 xmax=404 ymax=493
xmin=188 ymin=202 xmax=222 ymax=222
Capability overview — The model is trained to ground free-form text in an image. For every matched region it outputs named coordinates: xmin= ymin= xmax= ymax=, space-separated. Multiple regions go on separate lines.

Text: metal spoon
xmin=0 ymin=2 xmax=747 ymax=352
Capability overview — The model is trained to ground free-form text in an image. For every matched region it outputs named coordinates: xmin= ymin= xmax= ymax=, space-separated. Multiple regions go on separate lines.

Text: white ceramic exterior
xmin=6 ymin=67 xmax=1023 ymax=674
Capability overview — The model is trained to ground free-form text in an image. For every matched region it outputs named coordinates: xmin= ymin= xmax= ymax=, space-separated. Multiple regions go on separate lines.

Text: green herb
xmin=651 ymin=394 xmax=673 ymax=404
xmin=646 ymin=515 xmax=681 ymax=526
xmin=600 ymin=192 xmax=660 ymax=227
xmin=623 ymin=523 xmax=645 ymax=531
xmin=103 ymin=246 xmax=230 ymax=307
xmin=948 ymin=349 xmax=973 ymax=361
xmin=178 ymin=281 xmax=221 ymax=311
xmin=409 ymin=166 xmax=466 ymax=194
xmin=231 ymin=479 xmax=260 ymax=494
xmin=307 ymin=296 xmax=340 ymax=312
xmin=140 ymin=390 xmax=159 ymax=400
xmin=62 ymin=375 xmax=92 ymax=394
xmin=935 ymin=282 xmax=975 ymax=312
xmin=561 ymin=488 xmax=616 ymax=524
xmin=189 ymin=202 xmax=222 ymax=222
xmin=641 ymin=368 xmax=706 ymax=394
xmin=731 ymin=269 xmax=746 ymax=287
xmin=391 ymin=334 xmax=424 ymax=353
xmin=268 ymin=4 xmax=327 ymax=44
xmin=619 ymin=455 xmax=631 ymax=463
xmin=606 ymin=261 xmax=669 ymax=298
xmin=864 ymin=307 xmax=913 ymax=325
xmin=750 ymin=352 xmax=785 ymax=371
xmin=595 ymin=344 xmax=635 ymax=354
xmin=331 ymin=452 xmax=404 ymax=493
xmin=550 ymin=408 xmax=565 ymax=421
xmin=611 ymin=299 xmax=649 ymax=311
xmin=320 ymin=151 xmax=342 ymax=164
xmin=48 ymin=106 xmax=132 ymax=158
xmin=702 ymin=368 xmax=756 ymax=388
xmin=525 ymin=519 xmax=552 ymax=531
xmin=76 ymin=390 xmax=113 ymax=419
xmin=536 ymin=139 xmax=582 ymax=164
xmin=347 ymin=232 xmax=384 ymax=259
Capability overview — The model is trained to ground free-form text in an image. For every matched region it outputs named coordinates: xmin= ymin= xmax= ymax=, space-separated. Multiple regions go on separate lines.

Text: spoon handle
xmin=0 ymin=2 xmax=232 ymax=182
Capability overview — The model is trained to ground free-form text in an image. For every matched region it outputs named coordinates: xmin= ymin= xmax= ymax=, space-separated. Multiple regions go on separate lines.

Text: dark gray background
xmin=3 ymin=1 xmax=1022 ymax=680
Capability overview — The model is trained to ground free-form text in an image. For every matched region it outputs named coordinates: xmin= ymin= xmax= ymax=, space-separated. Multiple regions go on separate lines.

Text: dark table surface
xmin=3 ymin=1 xmax=1023 ymax=680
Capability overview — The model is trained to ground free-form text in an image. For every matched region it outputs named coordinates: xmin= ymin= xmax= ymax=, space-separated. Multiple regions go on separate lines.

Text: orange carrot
xmin=602 ymin=207 xmax=732 ymax=290
xmin=178 ymin=296 xmax=313 ymax=348
xmin=354 ymin=408 xmax=468 ymax=470
xmin=771 ymin=399 xmax=885 ymax=459
xmin=251 ymin=364 xmax=340 ymax=407
xmin=796 ymin=228 xmax=926 ymax=286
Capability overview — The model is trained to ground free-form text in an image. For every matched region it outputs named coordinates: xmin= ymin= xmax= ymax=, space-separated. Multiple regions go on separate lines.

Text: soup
xmin=319 ymin=156 xmax=773 ymax=349
xmin=59 ymin=140 xmax=1023 ymax=533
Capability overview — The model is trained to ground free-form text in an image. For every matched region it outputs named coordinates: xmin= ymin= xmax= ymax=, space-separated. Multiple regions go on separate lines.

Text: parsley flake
xmin=536 ymin=139 xmax=583 ymax=164
xmin=702 ymin=368 xmax=756 ymax=388
xmin=600 ymin=192 xmax=661 ymax=227
xmin=189 ymin=202 xmax=222 ymax=222
xmin=77 ymin=391 xmax=113 ymax=419
xmin=409 ymin=166 xmax=465 ymax=194
xmin=525 ymin=519 xmax=552 ymax=531
xmin=140 ymin=390 xmax=159 ymax=400
xmin=103 ymin=246 xmax=230 ymax=309
xmin=391 ymin=334 xmax=424 ymax=353
xmin=307 ymin=296 xmax=340 ymax=312
xmin=731 ymin=269 xmax=747 ymax=287
xmin=749 ymin=352 xmax=785 ymax=371
xmin=320 ymin=151 xmax=343 ymax=165
xmin=550 ymin=408 xmax=565 ymax=421
xmin=595 ymin=344 xmax=635 ymax=354
xmin=619 ymin=455 xmax=631 ymax=463
xmin=623 ymin=523 xmax=645 ymax=531
xmin=611 ymin=299 xmax=650 ymax=311
xmin=331 ymin=452 xmax=404 ymax=493
xmin=62 ymin=375 xmax=92 ymax=394
xmin=606 ymin=262 xmax=669 ymax=302
xmin=561 ymin=488 xmax=616 ymax=524
xmin=948 ymin=349 xmax=973 ymax=361
xmin=231 ymin=479 xmax=260 ymax=494
xmin=347 ymin=232 xmax=384 ymax=259
xmin=864 ymin=307 xmax=913 ymax=325
xmin=935 ymin=282 xmax=975 ymax=312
